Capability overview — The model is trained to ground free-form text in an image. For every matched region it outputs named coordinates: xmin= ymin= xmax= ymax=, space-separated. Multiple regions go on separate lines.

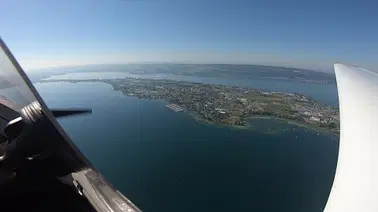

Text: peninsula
xmin=40 ymin=78 xmax=340 ymax=133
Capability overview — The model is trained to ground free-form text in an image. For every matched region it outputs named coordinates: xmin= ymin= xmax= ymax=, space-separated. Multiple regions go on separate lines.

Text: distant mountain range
xmin=27 ymin=64 xmax=336 ymax=84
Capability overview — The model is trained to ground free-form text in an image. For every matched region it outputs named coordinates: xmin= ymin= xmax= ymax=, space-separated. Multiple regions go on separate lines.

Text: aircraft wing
xmin=324 ymin=64 xmax=378 ymax=212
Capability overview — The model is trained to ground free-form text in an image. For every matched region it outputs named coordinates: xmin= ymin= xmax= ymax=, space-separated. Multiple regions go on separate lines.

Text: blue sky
xmin=0 ymin=0 xmax=377 ymax=72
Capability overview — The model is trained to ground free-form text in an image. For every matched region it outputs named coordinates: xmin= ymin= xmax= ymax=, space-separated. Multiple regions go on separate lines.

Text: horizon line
xmin=25 ymin=62 xmax=334 ymax=74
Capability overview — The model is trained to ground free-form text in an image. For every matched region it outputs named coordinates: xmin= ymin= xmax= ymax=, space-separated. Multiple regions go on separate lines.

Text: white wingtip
xmin=324 ymin=63 xmax=378 ymax=212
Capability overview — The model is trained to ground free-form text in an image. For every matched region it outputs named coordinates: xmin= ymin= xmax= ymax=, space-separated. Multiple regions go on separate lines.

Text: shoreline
xmin=245 ymin=115 xmax=339 ymax=135
xmin=190 ymin=113 xmax=339 ymax=135
xmin=113 ymin=81 xmax=339 ymax=135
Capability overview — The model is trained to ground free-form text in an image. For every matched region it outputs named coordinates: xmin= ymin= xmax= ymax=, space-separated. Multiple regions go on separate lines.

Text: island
xmin=40 ymin=77 xmax=340 ymax=134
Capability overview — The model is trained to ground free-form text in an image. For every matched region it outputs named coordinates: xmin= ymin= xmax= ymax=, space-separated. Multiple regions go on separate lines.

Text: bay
xmin=34 ymin=78 xmax=339 ymax=212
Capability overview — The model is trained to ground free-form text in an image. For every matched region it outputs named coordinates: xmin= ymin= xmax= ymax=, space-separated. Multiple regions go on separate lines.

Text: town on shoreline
xmin=40 ymin=77 xmax=340 ymax=134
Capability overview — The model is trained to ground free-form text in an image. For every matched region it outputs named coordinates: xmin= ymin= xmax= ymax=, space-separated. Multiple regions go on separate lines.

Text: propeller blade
xmin=50 ymin=109 xmax=92 ymax=118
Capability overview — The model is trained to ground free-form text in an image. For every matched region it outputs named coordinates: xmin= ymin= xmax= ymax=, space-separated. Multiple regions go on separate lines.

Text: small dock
xmin=166 ymin=104 xmax=184 ymax=112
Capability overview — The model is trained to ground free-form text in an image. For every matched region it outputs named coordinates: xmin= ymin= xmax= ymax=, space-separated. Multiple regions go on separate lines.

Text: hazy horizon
xmin=24 ymin=62 xmax=336 ymax=74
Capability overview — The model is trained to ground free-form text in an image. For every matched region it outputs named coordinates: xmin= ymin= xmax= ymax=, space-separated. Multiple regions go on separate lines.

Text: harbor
xmin=166 ymin=104 xmax=184 ymax=112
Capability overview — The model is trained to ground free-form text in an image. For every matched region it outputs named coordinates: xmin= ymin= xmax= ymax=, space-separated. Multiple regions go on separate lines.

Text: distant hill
xmin=26 ymin=64 xmax=336 ymax=84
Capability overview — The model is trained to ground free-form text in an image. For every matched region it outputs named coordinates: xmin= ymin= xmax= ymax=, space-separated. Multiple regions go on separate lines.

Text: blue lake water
xmin=33 ymin=74 xmax=339 ymax=212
